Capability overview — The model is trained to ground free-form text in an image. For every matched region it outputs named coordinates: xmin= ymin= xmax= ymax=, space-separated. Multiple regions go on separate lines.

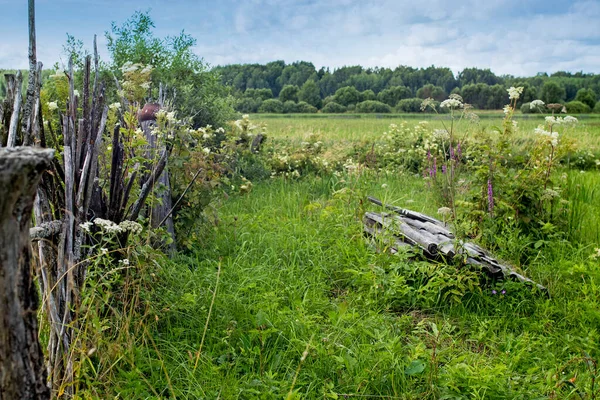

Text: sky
xmin=1 ymin=0 xmax=600 ymax=76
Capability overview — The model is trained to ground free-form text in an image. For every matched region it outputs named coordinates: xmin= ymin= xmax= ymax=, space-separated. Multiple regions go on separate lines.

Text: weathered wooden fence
xmin=0 ymin=0 xmax=176 ymax=395
xmin=0 ymin=147 xmax=52 ymax=400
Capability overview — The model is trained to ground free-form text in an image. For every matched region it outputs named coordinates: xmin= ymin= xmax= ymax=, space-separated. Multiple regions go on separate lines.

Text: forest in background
xmin=214 ymin=62 xmax=600 ymax=113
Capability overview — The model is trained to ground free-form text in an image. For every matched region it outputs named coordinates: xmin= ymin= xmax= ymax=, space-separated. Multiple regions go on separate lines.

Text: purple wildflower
xmin=487 ymin=178 xmax=494 ymax=215
xmin=501 ymin=290 xmax=506 ymax=295
xmin=427 ymin=150 xmax=431 ymax=162
xmin=456 ymin=142 xmax=462 ymax=161
xmin=450 ymin=144 xmax=454 ymax=160
xmin=433 ymin=157 xmax=437 ymax=178
xmin=442 ymin=165 xmax=447 ymax=174
xmin=492 ymin=290 xmax=497 ymax=295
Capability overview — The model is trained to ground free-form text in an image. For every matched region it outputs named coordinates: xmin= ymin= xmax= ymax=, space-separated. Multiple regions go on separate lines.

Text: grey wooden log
xmin=7 ymin=71 xmax=23 ymax=147
xmin=364 ymin=206 xmax=547 ymax=293
xmin=0 ymin=147 xmax=53 ymax=400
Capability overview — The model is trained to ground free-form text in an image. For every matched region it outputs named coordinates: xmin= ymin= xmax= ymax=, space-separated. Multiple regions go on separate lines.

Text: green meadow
xmin=89 ymin=114 xmax=600 ymax=399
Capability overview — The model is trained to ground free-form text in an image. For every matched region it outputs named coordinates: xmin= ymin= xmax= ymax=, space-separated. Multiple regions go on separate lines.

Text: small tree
xmin=298 ymin=80 xmax=322 ymax=108
xmin=279 ymin=84 xmax=299 ymax=103
xmin=575 ymin=88 xmax=597 ymax=109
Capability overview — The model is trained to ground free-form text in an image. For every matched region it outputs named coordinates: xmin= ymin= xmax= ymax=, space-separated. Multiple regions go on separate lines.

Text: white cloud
xmin=1 ymin=0 xmax=599 ymax=77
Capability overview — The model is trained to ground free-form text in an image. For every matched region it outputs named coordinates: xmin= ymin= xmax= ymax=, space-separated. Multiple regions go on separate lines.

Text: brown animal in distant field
xmin=138 ymin=103 xmax=160 ymax=122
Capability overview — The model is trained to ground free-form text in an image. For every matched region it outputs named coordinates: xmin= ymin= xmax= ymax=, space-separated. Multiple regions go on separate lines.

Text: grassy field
xmin=98 ymin=115 xmax=600 ymax=399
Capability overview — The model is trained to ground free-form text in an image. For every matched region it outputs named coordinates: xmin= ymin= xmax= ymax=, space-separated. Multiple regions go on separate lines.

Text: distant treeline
xmin=213 ymin=62 xmax=600 ymax=113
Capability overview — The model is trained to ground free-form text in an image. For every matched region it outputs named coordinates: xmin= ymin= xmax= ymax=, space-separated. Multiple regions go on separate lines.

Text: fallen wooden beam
xmin=364 ymin=197 xmax=547 ymax=293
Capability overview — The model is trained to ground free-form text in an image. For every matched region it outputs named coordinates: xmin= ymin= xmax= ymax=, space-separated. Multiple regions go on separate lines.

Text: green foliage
xmin=541 ymin=80 xmax=566 ymax=104
xmin=595 ymin=101 xmax=600 ymax=113
xmin=245 ymin=88 xmax=273 ymax=101
xmin=565 ymin=100 xmax=592 ymax=114
xmin=461 ymin=83 xmax=508 ymax=109
xmin=321 ymin=102 xmax=347 ymax=113
xmin=416 ymin=83 xmax=446 ymax=101
xmin=377 ymin=85 xmax=412 ymax=106
xmin=296 ymin=101 xmax=318 ymax=113
xmin=105 ymin=11 xmax=234 ymax=127
xmin=575 ymin=88 xmax=597 ymax=109
xmin=258 ymin=99 xmax=285 ymax=113
xmin=355 ymin=100 xmax=392 ymax=113
xmin=396 ymin=98 xmax=423 ymax=113
xmin=235 ymin=97 xmax=262 ymax=113
xmin=333 ymin=86 xmax=361 ymax=106
xmin=278 ymin=84 xmax=299 ymax=103
xmin=359 ymin=89 xmax=376 ymax=102
xmin=298 ymin=80 xmax=322 ymax=108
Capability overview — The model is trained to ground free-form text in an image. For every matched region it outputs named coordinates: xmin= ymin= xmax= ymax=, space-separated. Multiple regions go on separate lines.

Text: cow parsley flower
xmin=119 ymin=220 xmax=143 ymax=235
xmin=503 ymin=105 xmax=512 ymax=115
xmin=80 ymin=221 xmax=92 ymax=233
xmin=530 ymin=99 xmax=545 ymax=109
xmin=437 ymin=207 xmax=452 ymax=216
xmin=440 ymin=98 xmax=463 ymax=109
xmin=109 ymin=102 xmax=121 ymax=111
xmin=563 ymin=115 xmax=578 ymax=125
xmin=507 ymin=86 xmax=524 ymax=100
xmin=94 ymin=218 xmax=122 ymax=233
xmin=47 ymin=101 xmax=59 ymax=111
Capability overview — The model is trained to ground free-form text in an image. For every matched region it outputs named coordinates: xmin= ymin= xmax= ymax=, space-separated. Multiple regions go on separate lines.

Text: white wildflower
xmin=109 ymin=102 xmax=121 ymax=111
xmin=166 ymin=111 xmax=176 ymax=123
xmin=530 ymin=99 xmax=545 ymax=109
xmin=80 ymin=221 xmax=92 ymax=233
xmin=73 ymin=90 xmax=80 ymax=98
xmin=551 ymin=131 xmax=559 ymax=147
xmin=433 ymin=129 xmax=449 ymax=141
xmin=503 ymin=105 xmax=512 ymax=115
xmin=140 ymin=82 xmax=151 ymax=90
xmin=381 ymin=183 xmax=388 ymax=189
xmin=440 ymin=98 xmax=463 ymax=109
xmin=507 ymin=86 xmax=524 ymax=100
xmin=512 ymin=120 xmax=518 ymax=129
xmin=437 ymin=207 xmax=452 ymax=216
xmin=563 ymin=115 xmax=578 ymax=125
xmin=202 ymin=133 xmax=212 ymax=140
xmin=202 ymin=147 xmax=211 ymax=155
xmin=118 ymin=220 xmax=143 ymax=235
xmin=119 ymin=259 xmax=130 ymax=265
xmin=100 ymin=248 xmax=108 ymax=256
xmin=545 ymin=116 xmax=561 ymax=126
xmin=94 ymin=218 xmax=122 ymax=233
xmin=47 ymin=101 xmax=58 ymax=111
xmin=140 ymin=65 xmax=153 ymax=74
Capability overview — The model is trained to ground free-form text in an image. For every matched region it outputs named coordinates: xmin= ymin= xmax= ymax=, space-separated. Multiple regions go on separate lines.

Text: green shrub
xmin=396 ymin=98 xmax=422 ymax=113
xmin=235 ymin=97 xmax=262 ymax=113
xmin=258 ymin=99 xmax=284 ymax=113
xmin=283 ymin=100 xmax=299 ymax=114
xmin=565 ymin=101 xmax=591 ymax=114
xmin=296 ymin=101 xmax=318 ymax=113
xmin=520 ymin=102 xmax=533 ymax=114
xmin=322 ymin=101 xmax=347 ymax=113
xmin=575 ymin=88 xmax=597 ymax=109
xmin=355 ymin=100 xmax=392 ymax=113
xmin=594 ymin=101 xmax=600 ymax=113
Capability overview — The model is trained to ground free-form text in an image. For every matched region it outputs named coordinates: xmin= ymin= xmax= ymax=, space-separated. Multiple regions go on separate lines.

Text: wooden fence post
xmin=0 ymin=146 xmax=53 ymax=400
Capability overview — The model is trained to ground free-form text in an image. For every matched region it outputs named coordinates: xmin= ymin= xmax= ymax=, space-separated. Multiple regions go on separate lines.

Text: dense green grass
xmin=114 ymin=171 xmax=600 ymax=399
xmin=95 ymin=115 xmax=600 ymax=399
